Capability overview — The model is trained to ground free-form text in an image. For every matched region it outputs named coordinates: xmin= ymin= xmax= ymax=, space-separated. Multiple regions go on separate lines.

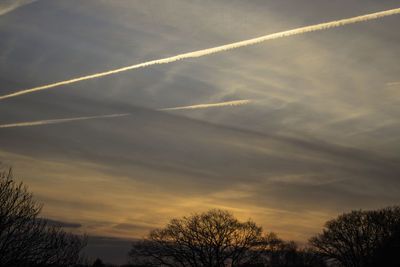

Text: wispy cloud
xmin=1 ymin=8 xmax=399 ymax=100
xmin=0 ymin=0 xmax=37 ymax=16
xmin=158 ymin=99 xmax=251 ymax=111
xmin=0 ymin=113 xmax=129 ymax=128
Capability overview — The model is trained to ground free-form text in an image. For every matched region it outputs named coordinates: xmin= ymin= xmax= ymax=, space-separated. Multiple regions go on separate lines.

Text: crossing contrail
xmin=0 ymin=100 xmax=250 ymax=128
xmin=158 ymin=99 xmax=251 ymax=111
xmin=0 ymin=113 xmax=129 ymax=128
xmin=1 ymin=8 xmax=399 ymax=101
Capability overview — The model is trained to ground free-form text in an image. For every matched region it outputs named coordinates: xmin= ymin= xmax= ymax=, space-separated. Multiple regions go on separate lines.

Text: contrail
xmin=0 ymin=100 xmax=250 ymax=128
xmin=2 ymin=8 xmax=400 ymax=101
xmin=0 ymin=0 xmax=37 ymax=16
xmin=386 ymin=81 xmax=400 ymax=87
xmin=1 ymin=8 xmax=399 ymax=101
xmin=158 ymin=99 xmax=251 ymax=111
xmin=0 ymin=113 xmax=129 ymax=128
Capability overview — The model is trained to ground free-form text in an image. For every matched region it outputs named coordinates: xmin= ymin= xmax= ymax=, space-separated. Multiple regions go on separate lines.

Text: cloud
xmin=112 ymin=223 xmax=152 ymax=231
xmin=1 ymin=7 xmax=399 ymax=100
xmin=40 ymin=218 xmax=82 ymax=228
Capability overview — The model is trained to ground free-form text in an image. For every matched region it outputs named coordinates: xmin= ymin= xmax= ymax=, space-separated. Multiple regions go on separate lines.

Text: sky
xmin=0 ymin=0 xmax=399 ymax=264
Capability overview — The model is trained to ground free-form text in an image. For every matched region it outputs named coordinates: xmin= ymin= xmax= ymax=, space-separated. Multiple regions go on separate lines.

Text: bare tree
xmin=129 ymin=209 xmax=269 ymax=267
xmin=262 ymin=233 xmax=326 ymax=267
xmin=309 ymin=206 xmax=400 ymax=267
xmin=0 ymin=168 xmax=87 ymax=266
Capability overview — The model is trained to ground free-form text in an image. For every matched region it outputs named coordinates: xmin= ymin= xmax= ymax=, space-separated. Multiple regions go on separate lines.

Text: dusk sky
xmin=1 ymin=0 xmax=399 ymax=263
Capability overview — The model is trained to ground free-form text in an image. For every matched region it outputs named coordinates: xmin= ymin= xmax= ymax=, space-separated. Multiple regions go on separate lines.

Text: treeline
xmin=1 ymin=169 xmax=399 ymax=267
xmin=127 ymin=208 xmax=400 ymax=267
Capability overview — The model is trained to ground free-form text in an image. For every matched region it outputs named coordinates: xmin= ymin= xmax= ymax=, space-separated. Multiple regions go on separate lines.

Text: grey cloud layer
xmin=1 ymin=99 xmax=398 ymax=208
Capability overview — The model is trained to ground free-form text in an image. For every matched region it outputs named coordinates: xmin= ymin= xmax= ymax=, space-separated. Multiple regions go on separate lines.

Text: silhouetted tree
xmin=129 ymin=209 xmax=270 ymax=266
xmin=92 ymin=258 xmax=106 ymax=267
xmin=292 ymin=247 xmax=327 ymax=267
xmin=309 ymin=206 xmax=400 ymax=267
xmin=0 ymin=168 xmax=87 ymax=266
xmin=263 ymin=233 xmax=326 ymax=267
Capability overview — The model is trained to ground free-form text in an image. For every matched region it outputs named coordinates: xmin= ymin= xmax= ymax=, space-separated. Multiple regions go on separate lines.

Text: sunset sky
xmin=1 ymin=0 xmax=399 ymax=263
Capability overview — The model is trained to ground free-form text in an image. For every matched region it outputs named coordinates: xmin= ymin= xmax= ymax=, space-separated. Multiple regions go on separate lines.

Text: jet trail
xmin=158 ymin=99 xmax=251 ymax=111
xmin=0 ymin=0 xmax=37 ymax=16
xmin=0 ymin=100 xmax=250 ymax=128
xmin=386 ymin=81 xmax=400 ymax=87
xmin=1 ymin=8 xmax=399 ymax=101
xmin=0 ymin=113 xmax=129 ymax=128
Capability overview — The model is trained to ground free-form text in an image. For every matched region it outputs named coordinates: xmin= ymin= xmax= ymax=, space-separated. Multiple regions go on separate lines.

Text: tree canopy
xmin=0 ymin=168 xmax=87 ymax=266
xmin=309 ymin=206 xmax=400 ymax=267
xmin=129 ymin=209 xmax=269 ymax=266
